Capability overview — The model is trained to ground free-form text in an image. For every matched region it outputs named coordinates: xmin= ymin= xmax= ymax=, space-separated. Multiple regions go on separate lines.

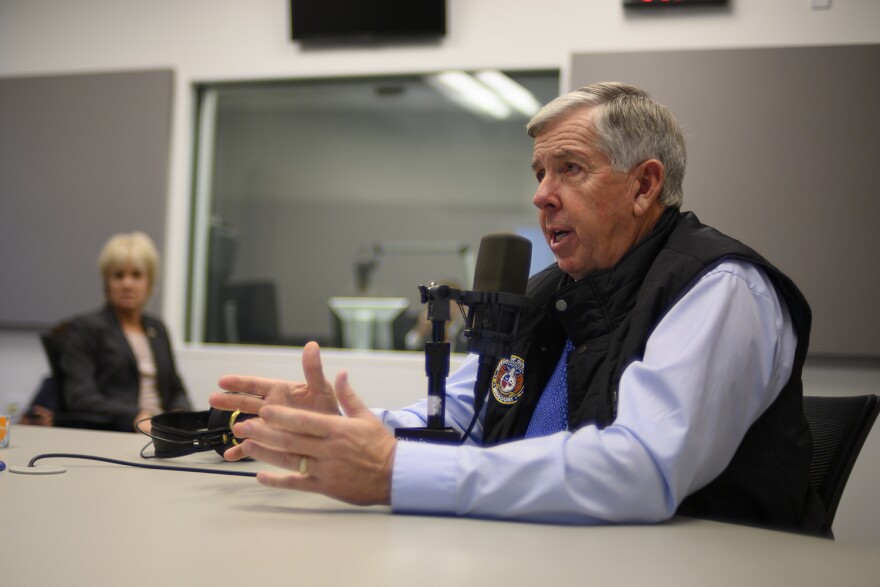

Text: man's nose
xmin=533 ymin=176 xmax=559 ymax=210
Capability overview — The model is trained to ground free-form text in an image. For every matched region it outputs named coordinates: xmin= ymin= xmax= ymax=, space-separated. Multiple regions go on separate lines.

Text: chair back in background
xmin=803 ymin=394 xmax=880 ymax=536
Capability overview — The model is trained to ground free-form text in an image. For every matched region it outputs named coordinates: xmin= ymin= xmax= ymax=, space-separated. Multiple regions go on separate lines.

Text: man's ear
xmin=632 ymin=159 xmax=665 ymax=216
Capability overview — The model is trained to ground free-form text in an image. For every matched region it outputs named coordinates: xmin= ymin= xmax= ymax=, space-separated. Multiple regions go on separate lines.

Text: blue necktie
xmin=525 ymin=339 xmax=574 ymax=438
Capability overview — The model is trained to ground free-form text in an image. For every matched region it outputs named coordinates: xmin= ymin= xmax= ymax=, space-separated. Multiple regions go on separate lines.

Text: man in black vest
xmin=210 ymin=82 xmax=826 ymax=534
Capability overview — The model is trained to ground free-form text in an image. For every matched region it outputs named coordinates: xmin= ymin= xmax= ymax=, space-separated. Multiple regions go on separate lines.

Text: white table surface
xmin=1 ymin=425 xmax=878 ymax=586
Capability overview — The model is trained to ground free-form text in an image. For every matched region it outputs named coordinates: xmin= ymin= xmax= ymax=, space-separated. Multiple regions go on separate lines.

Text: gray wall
xmin=572 ymin=45 xmax=880 ymax=358
xmin=0 ymin=69 xmax=173 ymax=327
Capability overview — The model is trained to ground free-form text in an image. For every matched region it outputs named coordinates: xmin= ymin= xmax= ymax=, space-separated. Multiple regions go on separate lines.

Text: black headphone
xmin=147 ymin=408 xmax=256 ymax=459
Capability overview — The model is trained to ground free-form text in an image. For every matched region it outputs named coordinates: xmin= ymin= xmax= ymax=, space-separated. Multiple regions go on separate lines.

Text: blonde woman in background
xmin=59 ymin=232 xmax=191 ymax=433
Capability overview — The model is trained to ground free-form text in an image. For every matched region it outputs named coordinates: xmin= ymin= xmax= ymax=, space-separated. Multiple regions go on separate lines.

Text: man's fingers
xmin=335 ymin=371 xmax=371 ymax=418
xmin=255 ymin=470 xmax=320 ymax=492
xmin=221 ymin=444 xmax=248 ymax=462
xmin=301 ymin=342 xmax=333 ymax=398
xmin=217 ymin=374 xmax=263 ymax=395
xmin=232 ymin=414 xmax=326 ymax=457
xmin=257 ymin=405 xmax=334 ymax=439
xmin=301 ymin=341 xmax=326 ymax=386
xmin=218 ymin=374 xmax=293 ymax=398
xmin=209 ymin=391 xmax=266 ymax=415
xmin=238 ymin=439 xmax=317 ymax=476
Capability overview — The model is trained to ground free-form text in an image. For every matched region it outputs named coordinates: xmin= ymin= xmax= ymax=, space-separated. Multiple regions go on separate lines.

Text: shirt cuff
xmin=391 ymin=439 xmax=459 ymax=515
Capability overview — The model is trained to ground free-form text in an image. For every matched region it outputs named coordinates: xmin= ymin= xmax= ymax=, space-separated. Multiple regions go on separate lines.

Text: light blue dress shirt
xmin=374 ymin=260 xmax=797 ymax=524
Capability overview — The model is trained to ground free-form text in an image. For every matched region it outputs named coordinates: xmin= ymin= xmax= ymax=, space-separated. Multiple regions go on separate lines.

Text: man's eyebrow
xmin=531 ymin=149 xmax=579 ymax=171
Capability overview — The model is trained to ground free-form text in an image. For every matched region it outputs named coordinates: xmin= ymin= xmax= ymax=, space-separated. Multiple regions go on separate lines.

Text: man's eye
xmin=564 ymin=163 xmax=580 ymax=173
xmin=535 ymin=170 xmax=545 ymax=183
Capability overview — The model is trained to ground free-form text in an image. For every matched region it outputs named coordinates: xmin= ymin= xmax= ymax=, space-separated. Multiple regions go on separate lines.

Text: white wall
xmin=3 ymin=0 xmax=878 ymax=356
xmin=2 ymin=0 xmax=878 ymax=341
xmin=1 ymin=0 xmax=879 ymax=544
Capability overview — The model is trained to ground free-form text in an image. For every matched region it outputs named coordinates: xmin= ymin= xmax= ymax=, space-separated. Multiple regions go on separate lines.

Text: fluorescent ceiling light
xmin=475 ymin=70 xmax=542 ymax=117
xmin=427 ymin=70 xmax=512 ymax=120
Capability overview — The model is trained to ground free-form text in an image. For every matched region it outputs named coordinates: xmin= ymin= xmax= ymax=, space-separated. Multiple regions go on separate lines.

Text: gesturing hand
xmin=208 ymin=342 xmax=340 ymax=461
xmin=230 ymin=370 xmax=397 ymax=506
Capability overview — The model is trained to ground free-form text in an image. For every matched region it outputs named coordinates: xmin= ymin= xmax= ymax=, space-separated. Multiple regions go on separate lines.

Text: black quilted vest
xmin=482 ymin=209 xmax=825 ymax=534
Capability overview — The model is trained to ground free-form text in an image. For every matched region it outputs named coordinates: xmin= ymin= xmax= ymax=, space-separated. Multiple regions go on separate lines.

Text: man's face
xmin=531 ymin=107 xmax=648 ymax=280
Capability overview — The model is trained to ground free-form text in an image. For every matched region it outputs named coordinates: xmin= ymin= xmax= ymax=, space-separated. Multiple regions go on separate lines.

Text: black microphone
xmin=461 ymin=233 xmax=532 ymax=421
xmin=394 ymin=233 xmax=531 ymax=445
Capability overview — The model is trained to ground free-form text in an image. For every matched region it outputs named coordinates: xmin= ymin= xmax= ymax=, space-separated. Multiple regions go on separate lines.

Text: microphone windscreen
xmin=472 ymin=234 xmax=532 ymax=295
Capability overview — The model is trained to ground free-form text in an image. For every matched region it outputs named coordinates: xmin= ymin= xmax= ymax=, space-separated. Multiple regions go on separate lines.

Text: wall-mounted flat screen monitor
xmin=291 ymin=0 xmax=446 ymax=42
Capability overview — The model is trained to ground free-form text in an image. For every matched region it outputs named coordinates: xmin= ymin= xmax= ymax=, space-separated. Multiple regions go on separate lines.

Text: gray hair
xmin=527 ymin=82 xmax=686 ymax=208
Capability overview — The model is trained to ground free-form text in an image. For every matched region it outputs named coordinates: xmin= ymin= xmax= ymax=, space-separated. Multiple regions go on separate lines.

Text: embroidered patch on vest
xmin=492 ymin=355 xmax=526 ymax=405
